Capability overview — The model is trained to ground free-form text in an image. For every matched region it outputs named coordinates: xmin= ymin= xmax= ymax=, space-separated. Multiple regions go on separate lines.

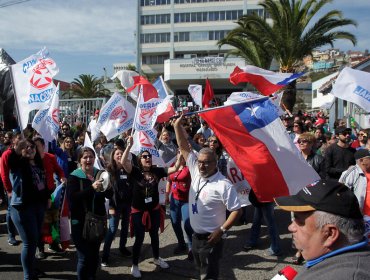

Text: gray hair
xmin=314 ymin=211 xmax=365 ymax=244
xmin=198 ymin=147 xmax=217 ymax=162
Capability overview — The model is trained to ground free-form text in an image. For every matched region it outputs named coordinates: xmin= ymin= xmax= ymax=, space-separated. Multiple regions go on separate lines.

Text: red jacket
xmin=43 ymin=152 xmax=65 ymax=191
xmin=0 ymin=148 xmax=13 ymax=195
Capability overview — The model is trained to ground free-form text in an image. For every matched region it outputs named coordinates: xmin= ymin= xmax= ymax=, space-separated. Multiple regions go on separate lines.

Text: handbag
xmin=79 ymin=179 xmax=107 ymax=242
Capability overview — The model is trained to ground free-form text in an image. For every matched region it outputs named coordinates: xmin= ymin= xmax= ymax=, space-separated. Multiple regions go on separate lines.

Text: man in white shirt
xmin=173 ymin=115 xmax=241 ymax=280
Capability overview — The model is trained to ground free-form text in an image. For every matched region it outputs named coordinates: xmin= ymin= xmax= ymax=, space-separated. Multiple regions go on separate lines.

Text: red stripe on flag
xmin=200 ymin=106 xmax=289 ymax=202
xmin=229 ymin=66 xmax=284 ymax=96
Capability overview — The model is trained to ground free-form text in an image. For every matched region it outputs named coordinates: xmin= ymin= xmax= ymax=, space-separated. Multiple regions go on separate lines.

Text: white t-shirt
xmin=187 ymin=152 xmax=241 ymax=234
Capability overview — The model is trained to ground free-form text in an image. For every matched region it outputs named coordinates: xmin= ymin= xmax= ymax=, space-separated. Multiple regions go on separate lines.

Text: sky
xmin=0 ymin=0 xmax=369 ymax=83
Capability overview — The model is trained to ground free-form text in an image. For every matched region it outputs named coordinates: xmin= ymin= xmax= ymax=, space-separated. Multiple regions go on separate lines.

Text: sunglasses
xmin=359 ymin=133 xmax=367 ymax=137
xmin=298 ymin=139 xmax=309 ymax=144
xmin=141 ymin=154 xmax=152 ymax=159
xmin=340 ymin=132 xmax=350 ymax=136
xmin=25 ymin=145 xmax=35 ymax=150
xmin=209 ymin=140 xmax=218 ymax=144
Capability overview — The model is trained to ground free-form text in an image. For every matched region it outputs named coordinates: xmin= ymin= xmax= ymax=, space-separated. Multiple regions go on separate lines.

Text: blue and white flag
xmin=94 ymin=92 xmax=135 ymax=141
xmin=32 ymin=83 xmax=60 ymax=142
xmin=11 ymin=47 xmax=59 ymax=129
xmin=152 ymin=76 xmax=168 ymax=99
xmin=332 ymin=67 xmax=370 ymax=112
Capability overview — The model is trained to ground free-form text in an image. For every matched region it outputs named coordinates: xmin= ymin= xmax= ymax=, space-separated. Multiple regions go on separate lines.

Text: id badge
xmin=145 ymin=197 xmax=153 ymax=203
xmin=120 ymin=175 xmax=127 ymax=179
xmin=192 ymin=203 xmax=198 ymax=214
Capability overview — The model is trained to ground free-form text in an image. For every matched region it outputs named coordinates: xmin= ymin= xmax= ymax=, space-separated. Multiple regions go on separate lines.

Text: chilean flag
xmin=230 ymin=66 xmax=304 ymax=96
xmin=199 ymin=98 xmax=319 ymax=202
xmin=127 ymin=76 xmax=158 ymax=102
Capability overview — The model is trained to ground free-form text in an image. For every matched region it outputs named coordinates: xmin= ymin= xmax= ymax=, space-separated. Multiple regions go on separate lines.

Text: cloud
xmin=0 ymin=0 xmax=137 ymax=56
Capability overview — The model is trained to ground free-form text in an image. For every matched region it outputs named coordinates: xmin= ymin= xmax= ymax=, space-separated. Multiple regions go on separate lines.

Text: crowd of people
xmin=0 ymin=107 xmax=369 ymax=280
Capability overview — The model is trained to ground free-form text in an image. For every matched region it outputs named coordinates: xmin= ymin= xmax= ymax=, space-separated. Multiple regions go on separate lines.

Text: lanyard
xmin=195 ymin=178 xmax=209 ymax=201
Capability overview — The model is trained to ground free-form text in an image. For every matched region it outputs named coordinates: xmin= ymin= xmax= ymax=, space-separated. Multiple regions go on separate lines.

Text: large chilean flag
xmin=230 ymin=65 xmax=304 ymax=96
xmin=199 ymin=98 xmax=319 ymax=202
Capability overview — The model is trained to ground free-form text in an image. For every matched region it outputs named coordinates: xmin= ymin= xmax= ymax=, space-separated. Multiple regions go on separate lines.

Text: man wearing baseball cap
xmin=275 ymin=180 xmax=370 ymax=280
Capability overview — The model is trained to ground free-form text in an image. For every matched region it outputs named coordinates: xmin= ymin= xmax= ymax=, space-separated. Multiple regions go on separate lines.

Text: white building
xmin=135 ymin=0 xmax=265 ymax=97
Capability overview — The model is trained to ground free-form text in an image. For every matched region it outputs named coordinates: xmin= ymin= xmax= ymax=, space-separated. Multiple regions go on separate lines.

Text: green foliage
xmin=71 ymin=74 xmax=111 ymax=98
xmin=218 ymin=0 xmax=357 ymax=111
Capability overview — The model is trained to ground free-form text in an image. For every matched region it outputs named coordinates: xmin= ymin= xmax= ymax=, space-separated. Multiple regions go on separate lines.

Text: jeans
xmin=71 ymin=222 xmax=101 ymax=280
xmin=248 ymin=202 xmax=281 ymax=254
xmin=10 ymin=203 xmax=46 ymax=280
xmin=131 ymin=209 xmax=160 ymax=265
xmin=169 ymin=195 xmax=193 ymax=249
xmin=102 ymin=203 xmax=131 ymax=259
xmin=192 ymin=235 xmax=224 ymax=280
xmin=7 ymin=197 xmax=18 ymax=240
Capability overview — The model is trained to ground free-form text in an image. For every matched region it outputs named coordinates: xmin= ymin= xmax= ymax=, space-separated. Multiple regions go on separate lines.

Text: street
xmin=0 ymin=206 xmax=302 ymax=280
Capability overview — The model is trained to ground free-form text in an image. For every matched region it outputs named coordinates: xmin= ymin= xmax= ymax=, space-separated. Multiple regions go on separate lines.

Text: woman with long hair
xmin=9 ymin=139 xmax=49 ymax=280
xmin=121 ymin=136 xmax=179 ymax=278
xmin=66 ymin=147 xmax=112 ymax=280
xmin=165 ymin=150 xmax=193 ymax=260
xmin=101 ymin=146 xmax=133 ymax=266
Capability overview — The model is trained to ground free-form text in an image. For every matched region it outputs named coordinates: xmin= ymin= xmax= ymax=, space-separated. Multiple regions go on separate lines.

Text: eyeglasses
xmin=298 ymin=139 xmax=309 ymax=144
xmin=141 ymin=154 xmax=152 ymax=159
xmin=62 ymin=127 xmax=69 ymax=131
xmin=197 ymin=160 xmax=214 ymax=167
xmin=209 ymin=140 xmax=218 ymax=144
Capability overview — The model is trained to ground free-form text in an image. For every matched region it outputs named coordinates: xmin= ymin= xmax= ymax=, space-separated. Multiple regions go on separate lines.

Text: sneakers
xmin=265 ymin=248 xmax=283 ymax=256
xmin=35 ymin=248 xmax=46 ymax=260
xmin=243 ymin=244 xmax=256 ymax=251
xmin=119 ymin=247 xmax=132 ymax=257
xmin=8 ymin=237 xmax=19 ymax=246
xmin=173 ymin=244 xmax=187 ymax=255
xmin=48 ymin=244 xmax=65 ymax=253
xmin=153 ymin=257 xmax=169 ymax=269
xmin=131 ymin=265 xmax=142 ymax=278
xmin=101 ymin=257 xmax=108 ymax=267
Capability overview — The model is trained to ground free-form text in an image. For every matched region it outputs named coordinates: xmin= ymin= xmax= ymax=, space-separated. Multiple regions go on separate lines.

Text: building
xmin=136 ymin=0 xmax=266 ymax=98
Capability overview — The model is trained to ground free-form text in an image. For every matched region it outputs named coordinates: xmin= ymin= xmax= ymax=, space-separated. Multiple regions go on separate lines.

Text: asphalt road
xmin=0 ymin=206 xmax=303 ymax=280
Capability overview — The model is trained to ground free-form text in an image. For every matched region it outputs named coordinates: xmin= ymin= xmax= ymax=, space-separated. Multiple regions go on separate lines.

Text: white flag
xmin=188 ymin=84 xmax=202 ymax=108
xmin=130 ymin=128 xmax=165 ymax=167
xmin=223 ymin=91 xmax=261 ymax=105
xmin=112 ymin=70 xmax=139 ymax=101
xmin=96 ymin=92 xmax=135 ymax=141
xmin=134 ymin=92 xmax=162 ymax=132
xmin=332 ymin=67 xmax=370 ymax=112
xmin=11 ymin=47 xmax=59 ymax=129
xmin=32 ymin=83 xmax=60 ymax=142
xmin=83 ymin=132 xmax=103 ymax=170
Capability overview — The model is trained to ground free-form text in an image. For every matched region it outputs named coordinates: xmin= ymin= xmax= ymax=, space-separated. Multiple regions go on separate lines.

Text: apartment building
xmin=136 ymin=0 xmax=264 ymax=96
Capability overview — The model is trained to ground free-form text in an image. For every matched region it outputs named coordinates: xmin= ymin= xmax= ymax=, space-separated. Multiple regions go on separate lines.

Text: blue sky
xmin=1 ymin=0 xmax=369 ymax=82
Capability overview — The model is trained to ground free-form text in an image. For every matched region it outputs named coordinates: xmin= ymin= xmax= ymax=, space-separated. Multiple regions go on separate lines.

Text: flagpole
xmin=130 ymin=85 xmax=142 ymax=136
xmin=8 ymin=65 xmax=25 ymax=138
xmin=182 ymin=96 xmax=269 ymax=117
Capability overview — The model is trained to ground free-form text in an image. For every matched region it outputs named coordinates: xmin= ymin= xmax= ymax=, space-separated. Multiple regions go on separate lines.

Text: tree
xmin=71 ymin=74 xmax=111 ymax=98
xmin=218 ymin=0 xmax=357 ymax=112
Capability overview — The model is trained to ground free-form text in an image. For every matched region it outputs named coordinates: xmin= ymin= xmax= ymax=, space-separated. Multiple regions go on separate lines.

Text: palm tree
xmin=71 ymin=74 xmax=111 ymax=98
xmin=218 ymin=0 xmax=357 ymax=111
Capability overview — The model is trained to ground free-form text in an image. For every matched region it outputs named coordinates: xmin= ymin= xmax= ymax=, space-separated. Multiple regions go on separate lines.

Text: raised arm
xmin=173 ymin=114 xmax=191 ymax=161
xmin=121 ymin=136 xmax=133 ymax=174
